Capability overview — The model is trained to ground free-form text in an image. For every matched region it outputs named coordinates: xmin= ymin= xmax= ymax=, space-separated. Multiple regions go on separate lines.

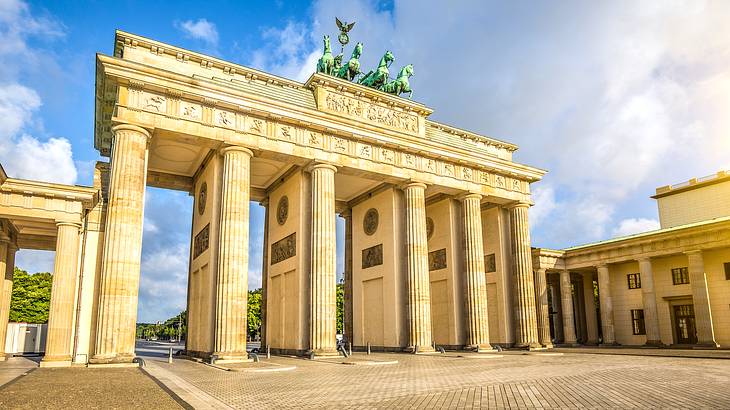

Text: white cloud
xmin=250 ymin=21 xmax=322 ymax=82
xmin=612 ymin=218 xmax=660 ymax=238
xmin=289 ymin=0 xmax=730 ymax=248
xmin=175 ymin=18 xmax=219 ymax=46
xmin=0 ymin=1 xmax=77 ymax=185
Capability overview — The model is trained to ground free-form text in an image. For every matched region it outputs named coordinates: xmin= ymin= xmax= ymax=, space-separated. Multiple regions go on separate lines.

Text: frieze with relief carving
xmin=322 ymin=90 xmax=418 ymax=135
xmin=271 ymin=233 xmax=296 ymax=265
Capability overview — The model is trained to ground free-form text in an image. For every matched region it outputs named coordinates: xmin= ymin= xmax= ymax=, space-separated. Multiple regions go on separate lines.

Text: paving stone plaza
xmin=2 ymin=344 xmax=730 ymax=409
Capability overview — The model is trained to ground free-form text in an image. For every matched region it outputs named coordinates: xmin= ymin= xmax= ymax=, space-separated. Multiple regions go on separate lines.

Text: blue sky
xmin=2 ymin=0 xmax=729 ymax=322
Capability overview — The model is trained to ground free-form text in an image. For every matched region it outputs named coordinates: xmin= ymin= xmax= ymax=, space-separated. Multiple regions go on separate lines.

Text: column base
xmin=694 ymin=341 xmax=720 ymax=349
xmin=514 ymin=342 xmax=543 ymax=350
xmin=307 ymin=349 xmax=340 ymax=359
xmin=600 ymin=342 xmax=620 ymax=347
xmin=541 ymin=342 xmax=554 ymax=349
xmin=212 ymin=352 xmax=250 ymax=363
xmin=88 ymin=353 xmax=135 ymax=364
xmin=407 ymin=345 xmax=436 ymax=354
xmin=40 ymin=356 xmax=72 ymax=368
xmin=644 ymin=340 xmax=664 ymax=347
xmin=466 ymin=343 xmax=493 ymax=352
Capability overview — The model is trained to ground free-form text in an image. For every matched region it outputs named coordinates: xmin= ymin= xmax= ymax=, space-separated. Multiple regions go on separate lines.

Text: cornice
xmin=1 ymin=178 xmax=98 ymax=208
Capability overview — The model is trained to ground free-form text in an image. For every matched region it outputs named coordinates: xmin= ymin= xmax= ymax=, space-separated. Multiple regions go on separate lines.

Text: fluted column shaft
xmin=460 ymin=194 xmax=491 ymax=350
xmin=260 ymin=199 xmax=269 ymax=347
xmin=44 ymin=221 xmax=82 ymax=363
xmin=0 ymin=237 xmax=14 ymax=360
xmin=342 ymin=209 xmax=354 ymax=343
xmin=637 ymin=258 xmax=661 ymax=345
xmin=534 ymin=268 xmax=552 ymax=348
xmin=596 ymin=264 xmax=616 ymax=344
xmin=686 ymin=251 xmax=717 ymax=347
xmin=403 ymin=182 xmax=433 ymax=352
xmin=582 ymin=273 xmax=599 ymax=344
xmin=92 ymin=124 xmax=150 ymax=364
xmin=309 ymin=164 xmax=338 ymax=355
xmin=509 ymin=203 xmax=539 ymax=348
xmin=214 ymin=147 xmax=253 ymax=358
xmin=559 ymin=270 xmax=577 ymax=344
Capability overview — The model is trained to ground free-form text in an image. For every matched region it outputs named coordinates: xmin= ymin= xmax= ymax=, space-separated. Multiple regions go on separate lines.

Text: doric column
xmin=534 ymin=268 xmax=552 ymax=348
xmin=341 ymin=209 xmax=354 ymax=344
xmin=92 ymin=124 xmax=151 ymax=364
xmin=508 ymin=202 xmax=540 ymax=348
xmin=637 ymin=257 xmax=661 ymax=346
xmin=214 ymin=146 xmax=254 ymax=359
xmin=559 ymin=270 xmax=577 ymax=345
xmin=260 ymin=198 xmax=269 ymax=348
xmin=596 ymin=264 xmax=616 ymax=345
xmin=0 ymin=235 xmax=14 ymax=361
xmin=403 ymin=182 xmax=434 ymax=352
xmin=460 ymin=193 xmax=491 ymax=351
xmin=43 ymin=221 xmax=82 ymax=365
xmin=686 ymin=250 xmax=718 ymax=347
xmin=309 ymin=163 xmax=338 ymax=355
xmin=582 ymin=273 xmax=599 ymax=344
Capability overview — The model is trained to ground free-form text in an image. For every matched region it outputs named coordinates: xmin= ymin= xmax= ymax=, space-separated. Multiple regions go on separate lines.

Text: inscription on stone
xmin=193 ymin=224 xmax=210 ymax=259
xmin=428 ymin=248 xmax=447 ymax=271
xmin=485 ymin=253 xmax=496 ymax=273
xmin=361 ymin=244 xmax=383 ymax=269
xmin=271 ymin=233 xmax=296 ymax=265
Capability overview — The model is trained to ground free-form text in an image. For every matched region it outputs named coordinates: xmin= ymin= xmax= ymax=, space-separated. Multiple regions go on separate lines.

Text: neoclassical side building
xmin=534 ymin=171 xmax=730 ymax=348
xmin=1 ymin=30 xmax=553 ymax=366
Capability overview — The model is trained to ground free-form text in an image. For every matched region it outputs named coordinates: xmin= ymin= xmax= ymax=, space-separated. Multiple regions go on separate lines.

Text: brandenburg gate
xmin=0 ymin=29 xmax=547 ymax=365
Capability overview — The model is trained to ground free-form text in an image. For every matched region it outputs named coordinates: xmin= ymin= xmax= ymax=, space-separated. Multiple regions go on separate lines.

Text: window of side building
xmin=627 ymin=273 xmax=641 ymax=289
xmin=671 ymin=267 xmax=690 ymax=285
xmin=631 ymin=309 xmax=646 ymax=335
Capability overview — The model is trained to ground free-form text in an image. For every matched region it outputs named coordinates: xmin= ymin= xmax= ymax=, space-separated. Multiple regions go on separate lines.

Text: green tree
xmin=248 ymin=288 xmax=262 ymax=340
xmin=336 ymin=283 xmax=344 ymax=334
xmin=9 ymin=267 xmax=52 ymax=323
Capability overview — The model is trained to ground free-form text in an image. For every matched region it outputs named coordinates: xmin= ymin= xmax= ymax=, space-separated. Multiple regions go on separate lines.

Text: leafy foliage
xmin=9 ymin=267 xmax=52 ymax=323
xmin=248 ymin=288 xmax=262 ymax=340
xmin=337 ymin=282 xmax=344 ymax=334
xmin=137 ymin=310 xmax=187 ymax=340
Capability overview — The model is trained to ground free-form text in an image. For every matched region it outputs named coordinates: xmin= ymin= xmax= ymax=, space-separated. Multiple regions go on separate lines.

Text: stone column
xmin=637 ymin=257 xmax=661 ymax=346
xmin=341 ymin=209 xmax=354 ymax=344
xmin=596 ymin=264 xmax=616 ymax=345
xmin=534 ymin=268 xmax=552 ymax=348
xmin=460 ymin=193 xmax=491 ymax=351
xmin=686 ymin=250 xmax=718 ymax=347
xmin=214 ymin=147 xmax=254 ymax=360
xmin=92 ymin=124 xmax=151 ymax=364
xmin=508 ymin=202 xmax=540 ymax=348
xmin=260 ymin=198 xmax=269 ymax=348
xmin=582 ymin=273 xmax=599 ymax=345
xmin=0 ymin=235 xmax=13 ymax=361
xmin=559 ymin=270 xmax=577 ymax=345
xmin=403 ymin=182 xmax=434 ymax=352
xmin=309 ymin=164 xmax=338 ymax=355
xmin=43 ymin=221 xmax=82 ymax=365
xmin=575 ymin=277 xmax=587 ymax=343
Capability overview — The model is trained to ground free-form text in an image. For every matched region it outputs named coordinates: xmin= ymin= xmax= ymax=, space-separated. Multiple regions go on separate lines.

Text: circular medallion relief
xmin=426 ymin=217 xmax=435 ymax=240
xmin=363 ymin=208 xmax=379 ymax=236
xmin=277 ymin=196 xmax=289 ymax=226
xmin=197 ymin=182 xmax=207 ymax=215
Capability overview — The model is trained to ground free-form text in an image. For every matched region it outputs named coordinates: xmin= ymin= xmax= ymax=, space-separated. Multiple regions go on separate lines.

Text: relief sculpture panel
xmin=271 ymin=232 xmax=296 ymax=265
xmin=321 ymin=90 xmax=419 ymax=135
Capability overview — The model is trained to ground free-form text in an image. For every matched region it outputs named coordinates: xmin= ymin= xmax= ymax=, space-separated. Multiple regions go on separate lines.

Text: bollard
xmin=168 ymin=347 xmax=173 ymax=364
xmin=348 ymin=342 xmax=352 ymax=356
xmin=267 ymin=344 xmax=271 ymax=359
xmin=367 ymin=342 xmax=371 ymax=355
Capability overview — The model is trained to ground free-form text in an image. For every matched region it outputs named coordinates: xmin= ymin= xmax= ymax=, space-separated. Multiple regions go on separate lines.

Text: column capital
xmin=685 ymin=249 xmax=703 ymax=257
xmin=596 ymin=263 xmax=609 ymax=269
xmin=112 ymin=124 xmax=152 ymax=140
xmin=55 ymin=219 xmax=82 ymax=229
xmin=259 ymin=197 xmax=270 ymax=208
xmin=507 ymin=200 xmax=532 ymax=210
xmin=0 ymin=232 xmax=10 ymax=244
xmin=338 ymin=208 xmax=352 ymax=218
xmin=398 ymin=180 xmax=428 ymax=191
xmin=636 ymin=256 xmax=652 ymax=263
xmin=534 ymin=267 xmax=547 ymax=274
xmin=305 ymin=162 xmax=337 ymax=173
xmin=219 ymin=145 xmax=254 ymax=158
xmin=456 ymin=192 xmax=482 ymax=202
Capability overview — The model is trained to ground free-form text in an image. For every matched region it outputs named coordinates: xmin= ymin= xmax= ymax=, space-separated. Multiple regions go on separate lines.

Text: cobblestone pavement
xmin=146 ymin=351 xmax=730 ymax=409
xmin=0 ymin=365 xmax=185 ymax=409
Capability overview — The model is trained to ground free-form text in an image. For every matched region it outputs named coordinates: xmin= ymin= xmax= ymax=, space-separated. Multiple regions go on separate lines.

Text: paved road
xmin=143 ymin=349 xmax=730 ymax=409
